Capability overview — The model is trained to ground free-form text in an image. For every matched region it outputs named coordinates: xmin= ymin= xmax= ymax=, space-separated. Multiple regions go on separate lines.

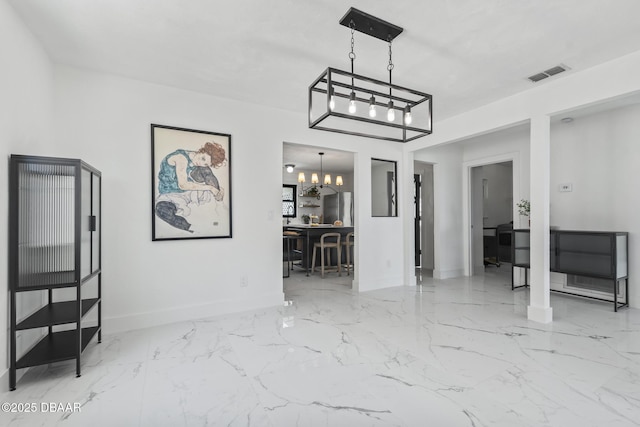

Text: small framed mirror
xmin=371 ymin=158 xmax=397 ymax=217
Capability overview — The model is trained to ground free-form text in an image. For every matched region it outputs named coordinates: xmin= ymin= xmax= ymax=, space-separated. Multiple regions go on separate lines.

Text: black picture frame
xmin=371 ymin=158 xmax=397 ymax=217
xmin=151 ymin=124 xmax=232 ymax=240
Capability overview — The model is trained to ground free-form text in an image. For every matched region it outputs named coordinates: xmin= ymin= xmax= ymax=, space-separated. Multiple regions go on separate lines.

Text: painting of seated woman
xmin=151 ymin=124 xmax=232 ymax=240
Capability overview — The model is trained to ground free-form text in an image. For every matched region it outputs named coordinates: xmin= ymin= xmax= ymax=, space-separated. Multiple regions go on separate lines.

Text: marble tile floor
xmin=2 ymin=268 xmax=640 ymax=426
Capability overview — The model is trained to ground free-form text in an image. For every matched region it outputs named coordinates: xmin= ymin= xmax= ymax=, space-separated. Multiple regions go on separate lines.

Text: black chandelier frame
xmin=308 ymin=7 xmax=433 ymax=143
xmin=309 ymin=67 xmax=433 ymax=143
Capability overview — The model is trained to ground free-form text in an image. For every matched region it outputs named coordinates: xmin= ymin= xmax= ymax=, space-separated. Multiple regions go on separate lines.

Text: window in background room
xmin=282 ymin=184 xmax=297 ymax=218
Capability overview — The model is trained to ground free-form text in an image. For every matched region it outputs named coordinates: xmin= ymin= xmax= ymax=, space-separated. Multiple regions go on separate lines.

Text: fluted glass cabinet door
xmin=81 ymin=168 xmax=92 ymax=279
xmin=92 ymin=173 xmax=101 ymax=274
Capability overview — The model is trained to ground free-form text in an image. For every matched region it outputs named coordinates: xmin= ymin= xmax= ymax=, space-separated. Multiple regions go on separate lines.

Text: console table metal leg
xmin=511 ymin=265 xmax=514 ymax=290
xmin=626 ymin=278 xmax=629 ymax=309
xmin=511 ymin=266 xmax=530 ymax=290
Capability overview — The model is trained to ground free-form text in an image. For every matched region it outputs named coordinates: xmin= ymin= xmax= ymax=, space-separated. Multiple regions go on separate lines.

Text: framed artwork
xmin=151 ymin=124 xmax=232 ymax=240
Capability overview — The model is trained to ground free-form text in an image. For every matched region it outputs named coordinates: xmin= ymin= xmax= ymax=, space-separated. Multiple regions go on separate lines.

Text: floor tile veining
xmin=3 ymin=268 xmax=640 ymax=426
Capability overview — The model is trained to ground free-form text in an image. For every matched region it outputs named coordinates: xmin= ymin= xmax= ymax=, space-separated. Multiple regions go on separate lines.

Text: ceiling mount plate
xmin=339 ymin=7 xmax=403 ymax=42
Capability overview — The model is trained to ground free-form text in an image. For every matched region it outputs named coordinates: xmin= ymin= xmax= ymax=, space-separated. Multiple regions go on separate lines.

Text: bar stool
xmin=283 ymin=232 xmax=303 ymax=278
xmin=311 ymin=232 xmax=341 ymax=278
xmin=342 ymin=232 xmax=354 ymax=275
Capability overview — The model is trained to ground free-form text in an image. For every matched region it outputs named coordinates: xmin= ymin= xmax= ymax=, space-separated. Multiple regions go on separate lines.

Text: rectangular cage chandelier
xmin=308 ymin=8 xmax=433 ymax=143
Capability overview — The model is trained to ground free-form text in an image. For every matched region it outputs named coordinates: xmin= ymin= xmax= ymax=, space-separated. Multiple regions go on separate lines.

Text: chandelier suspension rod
xmin=388 ymin=37 xmax=394 ymax=98
xmin=349 ymin=20 xmax=356 ymax=87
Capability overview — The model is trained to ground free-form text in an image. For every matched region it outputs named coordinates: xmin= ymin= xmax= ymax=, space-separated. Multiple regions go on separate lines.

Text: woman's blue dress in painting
xmin=155 ymin=150 xmax=220 ymax=232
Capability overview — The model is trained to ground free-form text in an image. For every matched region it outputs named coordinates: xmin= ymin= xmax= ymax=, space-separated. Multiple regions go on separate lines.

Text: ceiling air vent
xmin=528 ymin=73 xmax=548 ymax=83
xmin=527 ymin=64 xmax=570 ymax=83
xmin=544 ymin=65 xmax=566 ymax=76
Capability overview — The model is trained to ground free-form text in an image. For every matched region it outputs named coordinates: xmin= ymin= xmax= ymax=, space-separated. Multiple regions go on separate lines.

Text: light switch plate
xmin=559 ymin=183 xmax=572 ymax=192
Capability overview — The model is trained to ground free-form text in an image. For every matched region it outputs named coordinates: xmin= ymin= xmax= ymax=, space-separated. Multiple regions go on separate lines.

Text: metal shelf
xmin=16 ymin=327 xmax=100 ymax=369
xmin=17 ymin=299 xmax=100 ymax=330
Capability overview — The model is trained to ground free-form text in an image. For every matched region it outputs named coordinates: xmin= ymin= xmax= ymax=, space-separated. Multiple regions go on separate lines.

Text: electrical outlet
xmin=240 ymin=275 xmax=248 ymax=287
xmin=559 ymin=183 xmax=572 ymax=192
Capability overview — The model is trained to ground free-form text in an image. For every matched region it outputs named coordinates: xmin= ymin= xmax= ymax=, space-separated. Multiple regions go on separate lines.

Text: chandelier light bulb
xmin=348 ymin=91 xmax=357 ymax=114
xmin=369 ymin=95 xmax=376 ymax=118
xmin=404 ymin=106 xmax=412 ymax=125
xmin=387 ymin=100 xmax=395 ymax=122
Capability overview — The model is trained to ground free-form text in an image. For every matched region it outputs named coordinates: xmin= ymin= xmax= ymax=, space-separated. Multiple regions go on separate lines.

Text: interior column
xmin=528 ymin=115 xmax=553 ymax=323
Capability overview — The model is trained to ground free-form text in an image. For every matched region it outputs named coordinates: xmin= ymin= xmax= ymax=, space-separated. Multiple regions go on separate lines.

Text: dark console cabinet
xmin=512 ymin=229 xmax=628 ymax=311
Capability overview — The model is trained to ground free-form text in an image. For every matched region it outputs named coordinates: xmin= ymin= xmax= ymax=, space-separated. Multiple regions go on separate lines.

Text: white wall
xmin=550 ymin=104 xmax=640 ymax=308
xmin=49 ymin=63 xmax=406 ymax=332
xmin=354 ymin=147 xmax=405 ymax=291
xmin=51 ymin=66 xmax=283 ymax=332
xmin=413 ymin=125 xmax=531 ymax=279
xmin=0 ymin=0 xmax=57 ymax=387
xmin=461 ymin=125 xmax=531 ymax=227
xmin=414 ymin=144 xmax=464 ymax=279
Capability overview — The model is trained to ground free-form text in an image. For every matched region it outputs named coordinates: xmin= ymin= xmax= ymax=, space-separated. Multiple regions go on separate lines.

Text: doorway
xmin=414 ymin=161 xmax=434 ymax=274
xmin=282 ymin=142 xmax=356 ymax=289
xmin=469 ymin=161 xmax=513 ymax=274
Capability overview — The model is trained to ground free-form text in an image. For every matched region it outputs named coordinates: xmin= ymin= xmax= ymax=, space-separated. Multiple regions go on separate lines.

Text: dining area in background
xmin=283 ymin=224 xmax=354 ymax=277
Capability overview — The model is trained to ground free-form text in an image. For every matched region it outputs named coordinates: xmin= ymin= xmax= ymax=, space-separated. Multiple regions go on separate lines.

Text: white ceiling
xmin=10 ymin=0 xmax=640 ymax=120
xmin=8 ymin=0 xmax=640 ymax=168
xmin=283 ymin=143 xmax=354 ymax=174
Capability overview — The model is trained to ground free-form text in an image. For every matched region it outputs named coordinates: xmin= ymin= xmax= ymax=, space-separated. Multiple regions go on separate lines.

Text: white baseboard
xmin=433 ymin=268 xmax=464 ymax=280
xmin=103 ymin=291 xmax=285 ymax=334
xmin=0 ymin=369 xmax=8 ymax=392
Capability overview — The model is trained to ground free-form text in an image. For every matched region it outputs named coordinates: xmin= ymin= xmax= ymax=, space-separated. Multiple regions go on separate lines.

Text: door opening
xmin=470 ymin=161 xmax=513 ymax=274
xmin=414 ymin=162 xmax=434 ymax=276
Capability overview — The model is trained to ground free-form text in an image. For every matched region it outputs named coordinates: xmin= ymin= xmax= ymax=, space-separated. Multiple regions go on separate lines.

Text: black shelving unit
xmin=9 ymin=155 xmax=102 ymax=390
xmin=511 ymin=229 xmax=628 ymax=311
